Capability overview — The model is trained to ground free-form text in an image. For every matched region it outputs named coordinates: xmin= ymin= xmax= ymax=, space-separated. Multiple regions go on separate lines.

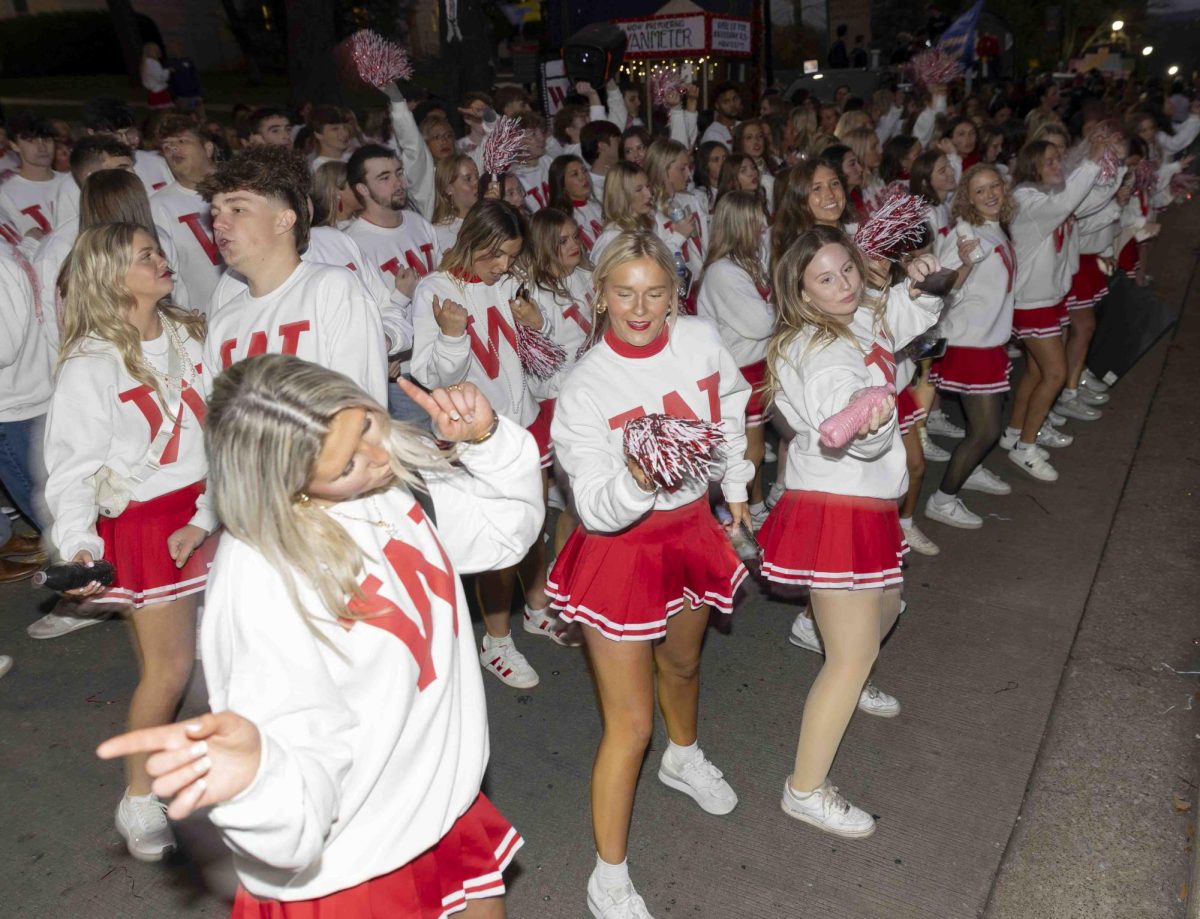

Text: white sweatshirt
xmin=571 ymin=198 xmax=606 ymax=257
xmin=1010 ymin=159 xmax=1100 ymax=309
xmin=50 ymin=176 xmax=80 ymax=231
xmin=700 ymin=120 xmax=735 ymax=150
xmin=44 ymin=323 xmax=216 ymax=562
xmin=411 ymin=272 xmax=540 ymax=427
xmin=934 ymin=220 xmax=1016 ymax=347
xmin=695 ymin=257 xmax=775 ymax=366
xmin=133 ymin=150 xmax=173 ymax=194
xmin=151 ymin=182 xmax=226 ymax=314
xmin=655 ymin=190 xmax=708 ymax=296
xmin=434 ymin=216 xmax=463 ymax=253
xmin=0 ymin=245 xmax=53 ymax=421
xmin=513 ymin=155 xmax=554 ymax=212
xmin=344 ymin=213 xmax=443 ymax=283
xmin=387 ymin=97 xmax=436 ymax=220
xmin=525 ymin=266 xmax=594 ymax=401
xmin=0 ymin=172 xmax=65 ymax=236
xmin=551 ymin=317 xmax=752 ymax=533
xmin=668 ymin=106 xmax=699 ymax=150
xmin=1156 ymin=114 xmax=1200 ymax=157
xmin=204 ymin=261 xmax=388 ymax=405
xmin=1077 ymin=198 xmax=1121 ymax=256
xmin=203 ymin=418 xmax=543 ymax=901
xmin=772 ymin=285 xmax=943 ymax=500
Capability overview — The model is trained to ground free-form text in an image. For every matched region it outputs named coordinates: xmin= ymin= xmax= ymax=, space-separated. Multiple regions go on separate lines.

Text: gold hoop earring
xmin=295 ymin=492 xmax=311 ymax=506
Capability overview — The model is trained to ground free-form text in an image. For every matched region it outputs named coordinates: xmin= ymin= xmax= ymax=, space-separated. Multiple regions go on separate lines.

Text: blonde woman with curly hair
xmin=759 ymin=225 xmax=943 ymax=840
xmin=548 ymin=230 xmax=751 ymax=917
xmin=644 ymin=138 xmax=708 ymax=310
xmin=44 ymin=223 xmax=215 ymax=861
xmin=97 ymin=353 xmax=544 ymax=918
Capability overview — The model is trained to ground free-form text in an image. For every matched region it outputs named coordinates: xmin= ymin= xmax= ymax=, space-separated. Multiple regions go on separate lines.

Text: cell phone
xmin=914 ymin=268 xmax=958 ymax=298
xmin=916 ymin=336 xmax=948 ymax=361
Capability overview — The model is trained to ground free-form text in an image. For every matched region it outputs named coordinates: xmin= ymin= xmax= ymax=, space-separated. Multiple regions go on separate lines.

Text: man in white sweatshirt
xmin=199 ymin=145 xmax=387 ymax=403
xmin=0 ymin=113 xmax=66 ymax=242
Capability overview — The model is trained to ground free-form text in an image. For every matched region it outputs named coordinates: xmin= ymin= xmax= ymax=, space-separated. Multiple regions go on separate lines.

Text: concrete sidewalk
xmin=1 ymin=207 xmax=1197 ymax=917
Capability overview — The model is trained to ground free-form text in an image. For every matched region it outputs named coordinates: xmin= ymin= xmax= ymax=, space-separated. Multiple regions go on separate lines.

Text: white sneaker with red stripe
xmin=523 ymin=604 xmax=582 ymax=647
xmin=479 ymin=633 xmax=539 ymax=688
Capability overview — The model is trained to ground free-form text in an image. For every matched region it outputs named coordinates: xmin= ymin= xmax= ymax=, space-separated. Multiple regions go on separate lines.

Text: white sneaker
xmin=0 ymin=654 xmax=11 ymax=678
xmin=115 ymin=790 xmax=176 ymax=862
xmin=926 ymin=409 xmax=966 ymax=439
xmin=1081 ymin=368 xmax=1110 ymax=393
xmin=1046 ymin=409 xmax=1068 ymax=427
xmin=781 ymin=778 xmax=876 ymax=838
xmin=788 ymin=612 xmax=823 ymax=654
xmin=1054 ymin=396 xmax=1102 ymax=422
xmin=1005 ymin=342 xmax=1022 ymax=359
xmin=1007 ymin=447 xmax=1059 ymax=482
xmin=26 ymin=610 xmax=108 ymax=640
xmin=998 ymin=430 xmax=1049 ymax=460
xmin=523 ymin=605 xmax=582 ymax=647
xmin=901 ymin=522 xmax=940 ymax=555
xmin=858 ymin=682 xmax=901 ymax=717
xmin=1036 ymin=424 xmax=1074 ymax=449
xmin=963 ymin=465 xmax=1011 ymax=495
xmin=925 ymin=495 xmax=983 ymax=529
xmin=547 ymin=481 xmax=566 ymax=512
xmin=919 ymin=428 xmax=951 ymax=462
xmin=765 ymin=481 xmax=786 ymax=510
xmin=1073 ymin=386 xmax=1108 ymax=406
xmin=479 ymin=635 xmax=539 ymax=688
xmin=750 ymin=506 xmax=772 ymax=531
xmin=658 ymin=748 xmax=738 ymax=815
xmin=587 ymin=873 xmax=655 ymax=919
xmin=763 ymin=441 xmax=777 ymax=463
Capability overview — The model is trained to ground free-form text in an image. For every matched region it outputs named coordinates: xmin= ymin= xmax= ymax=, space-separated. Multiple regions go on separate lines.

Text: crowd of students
xmin=0 ymin=62 xmax=1196 ymax=919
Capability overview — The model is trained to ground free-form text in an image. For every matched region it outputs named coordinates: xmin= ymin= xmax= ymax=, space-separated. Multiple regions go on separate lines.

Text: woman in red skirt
xmin=759 ymin=225 xmax=944 ymax=839
xmin=98 ymin=356 xmax=544 ymax=918
xmin=549 ymin=230 xmax=752 ymax=917
xmin=44 ymin=224 xmax=216 ymax=860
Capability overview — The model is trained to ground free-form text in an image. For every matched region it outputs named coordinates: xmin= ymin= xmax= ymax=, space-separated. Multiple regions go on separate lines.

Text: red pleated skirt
xmin=95 ymin=481 xmax=215 ymax=609
xmin=759 ymin=490 xmax=908 ymax=591
xmin=528 ymin=400 xmax=554 ymax=469
xmin=1011 ymin=298 xmax=1069 ymax=339
xmin=930 ymin=345 xmax=1012 ymax=394
xmin=547 ymin=497 xmax=748 ymax=641
xmin=1065 ymin=254 xmax=1109 ymax=311
xmin=896 ymin=386 xmax=927 ymax=435
xmin=740 ymin=360 xmax=770 ymax=428
xmin=232 ymin=794 xmax=522 ymax=919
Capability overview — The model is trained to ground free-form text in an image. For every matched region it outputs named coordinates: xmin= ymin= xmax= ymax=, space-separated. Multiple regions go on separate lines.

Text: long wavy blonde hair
xmin=765 ymin=225 xmax=884 ymax=404
xmin=60 ymin=223 xmax=205 ymax=410
xmin=205 ymin=353 xmax=451 ymax=638
xmin=600 ymin=161 xmax=654 ymax=232
xmin=431 ymin=153 xmax=478 ymax=226
xmin=643 ymin=138 xmax=689 ymax=214
xmin=702 ymin=190 xmax=769 ymax=290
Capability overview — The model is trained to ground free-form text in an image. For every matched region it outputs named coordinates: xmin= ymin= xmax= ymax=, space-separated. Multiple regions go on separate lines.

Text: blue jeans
xmin=388 ymin=378 xmax=432 ymax=433
xmin=0 ymin=413 xmax=49 ymax=542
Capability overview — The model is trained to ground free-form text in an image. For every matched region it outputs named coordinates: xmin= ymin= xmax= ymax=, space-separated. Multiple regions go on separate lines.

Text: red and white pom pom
xmin=818 ymin=384 xmax=896 ymax=449
xmin=8 ymin=243 xmax=41 ymax=323
xmin=483 ymin=116 xmax=529 ymax=178
xmin=1097 ymin=146 xmax=1123 ymax=183
xmin=1132 ymin=159 xmax=1158 ymax=196
xmin=1170 ymin=171 xmax=1199 ymax=203
xmin=350 ymin=29 xmax=413 ymax=89
xmin=853 ymin=193 xmax=930 ymax=259
xmin=908 ymin=49 xmax=963 ymax=88
xmin=623 ymin=414 xmax=725 ymax=490
xmin=515 ymin=321 xmax=566 ymax=380
xmin=650 ymin=69 xmax=687 ymax=108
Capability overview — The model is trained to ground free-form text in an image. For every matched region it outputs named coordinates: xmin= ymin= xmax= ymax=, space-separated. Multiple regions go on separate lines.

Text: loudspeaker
xmin=563 ymin=23 xmax=628 ymax=88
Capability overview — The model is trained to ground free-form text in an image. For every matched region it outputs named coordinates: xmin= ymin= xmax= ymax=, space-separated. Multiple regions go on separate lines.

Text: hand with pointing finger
xmin=396 ymin=378 xmax=496 ymax=442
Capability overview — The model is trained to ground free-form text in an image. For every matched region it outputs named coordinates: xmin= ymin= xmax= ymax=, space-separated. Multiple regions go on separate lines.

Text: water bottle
xmin=32 ymin=560 xmax=116 ymax=591
xmin=956 ymin=220 xmax=985 ymax=264
xmin=673 ymin=250 xmax=691 ymax=301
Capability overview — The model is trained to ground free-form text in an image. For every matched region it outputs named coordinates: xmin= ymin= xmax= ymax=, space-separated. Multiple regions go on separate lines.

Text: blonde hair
xmin=765 ymin=225 xmax=882 ymax=403
xmin=643 ymin=138 xmax=689 ymax=213
xmin=590 ymin=230 xmax=677 ymax=344
xmin=205 ymin=353 xmax=451 ymax=638
xmin=311 ymin=160 xmax=349 ymax=228
xmin=951 ymin=164 xmax=1015 ymax=226
xmin=600 ymin=161 xmax=653 ymax=232
xmin=834 ymin=110 xmax=872 ymax=139
xmin=60 ymin=223 xmax=205 ymax=410
xmin=703 ymin=191 xmax=768 ymax=289
xmin=432 ymin=153 xmax=478 ymax=225
xmin=843 ymin=127 xmax=879 ymax=184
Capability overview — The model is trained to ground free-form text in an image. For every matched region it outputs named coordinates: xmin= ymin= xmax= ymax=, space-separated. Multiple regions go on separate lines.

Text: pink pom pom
xmin=908 ymin=49 xmax=963 ymax=88
xmin=483 ymin=116 xmax=529 ymax=177
xmin=853 ymin=192 xmax=930 ymax=259
xmin=350 ymin=29 xmax=413 ymax=88
xmin=623 ymin=414 xmax=726 ymax=490
xmin=1097 ymin=146 xmax=1123 ymax=183
xmin=818 ymin=384 xmax=896 ymax=449
xmin=649 ymin=70 xmax=687 ymax=108
xmin=1132 ymin=159 xmax=1158 ymax=196
xmin=515 ymin=322 xmax=566 ymax=380
xmin=1169 ymin=171 xmax=1199 ymax=203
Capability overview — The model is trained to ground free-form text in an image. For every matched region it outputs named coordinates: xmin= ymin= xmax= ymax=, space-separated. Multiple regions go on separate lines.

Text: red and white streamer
xmin=515 ymin=322 xmax=566 ymax=380
xmin=623 ymin=414 xmax=725 ymax=490
xmin=908 ymin=49 xmax=964 ymax=88
xmin=650 ymin=70 xmax=687 ymax=108
xmin=350 ymin=29 xmax=413 ymax=88
xmin=853 ymin=192 xmax=930 ymax=259
xmin=483 ymin=116 xmax=528 ymax=178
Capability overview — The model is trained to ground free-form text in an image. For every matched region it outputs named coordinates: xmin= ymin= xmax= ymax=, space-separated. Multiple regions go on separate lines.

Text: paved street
xmin=2 ymin=206 xmax=1198 ymax=919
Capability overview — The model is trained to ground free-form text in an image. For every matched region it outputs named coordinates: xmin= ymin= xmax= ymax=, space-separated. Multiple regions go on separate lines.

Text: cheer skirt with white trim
xmin=547 ymin=497 xmax=747 ymax=641
xmin=740 ymin=360 xmax=770 ymax=428
xmin=1012 ymin=298 xmax=1069 ymax=339
xmin=930 ymin=345 xmax=1012 ymax=394
xmin=231 ymin=793 xmax=522 ymax=919
xmin=759 ymin=490 xmax=908 ymax=591
xmin=1065 ymin=254 xmax=1109 ymax=311
xmin=528 ymin=400 xmax=554 ymax=470
xmin=896 ymin=387 xmax=926 ymax=435
xmin=95 ymin=481 xmax=215 ymax=609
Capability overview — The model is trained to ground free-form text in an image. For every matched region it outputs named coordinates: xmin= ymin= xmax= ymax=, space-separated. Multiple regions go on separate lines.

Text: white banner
xmin=617 ymin=15 xmax=707 ymax=57
xmin=542 ymin=59 xmax=571 ymax=115
xmin=710 ymin=17 xmax=752 ymax=54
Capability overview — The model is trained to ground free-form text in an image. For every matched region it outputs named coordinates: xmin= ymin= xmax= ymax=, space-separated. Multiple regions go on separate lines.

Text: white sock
xmin=1015 ymin=441 xmax=1034 ymax=453
xmin=930 ymin=489 xmax=955 ymax=508
xmin=1061 ymin=387 xmax=1077 ymax=400
xmin=481 ymin=632 xmax=512 ymax=649
xmin=594 ymin=854 xmax=630 ymax=887
xmin=749 ymin=501 xmax=765 ymax=516
xmin=666 ymin=738 xmax=701 ymax=765
xmin=785 ymin=779 xmax=818 ymax=800
xmin=1005 ymin=426 xmax=1021 ymax=439
xmin=899 ymin=516 xmax=913 ymax=528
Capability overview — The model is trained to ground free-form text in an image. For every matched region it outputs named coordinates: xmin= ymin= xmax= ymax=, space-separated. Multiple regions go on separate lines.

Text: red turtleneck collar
xmin=451 ymin=268 xmax=484 ymax=284
xmin=604 ymin=324 xmax=669 ymax=358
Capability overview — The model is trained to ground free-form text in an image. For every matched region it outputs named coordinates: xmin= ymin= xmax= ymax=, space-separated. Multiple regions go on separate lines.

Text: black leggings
xmin=939 ymin=392 xmax=1005 ymax=495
